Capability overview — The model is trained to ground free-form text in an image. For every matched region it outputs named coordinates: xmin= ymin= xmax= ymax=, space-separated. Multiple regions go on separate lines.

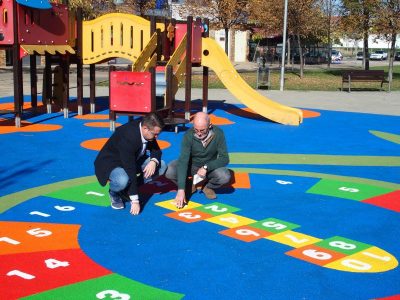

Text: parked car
xmin=370 ymin=50 xmax=388 ymax=60
xmin=331 ymin=50 xmax=343 ymax=61
xmin=395 ymin=52 xmax=400 ymax=61
xmin=356 ymin=51 xmax=370 ymax=60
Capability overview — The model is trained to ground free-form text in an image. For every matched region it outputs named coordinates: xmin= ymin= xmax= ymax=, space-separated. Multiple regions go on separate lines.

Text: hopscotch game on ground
xmin=156 ymin=176 xmax=399 ymax=274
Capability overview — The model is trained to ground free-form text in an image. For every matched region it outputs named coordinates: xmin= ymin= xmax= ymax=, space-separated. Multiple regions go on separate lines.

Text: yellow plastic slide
xmin=201 ymin=38 xmax=303 ymax=125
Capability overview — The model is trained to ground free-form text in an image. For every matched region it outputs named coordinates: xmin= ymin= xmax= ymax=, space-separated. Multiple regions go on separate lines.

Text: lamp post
xmin=280 ymin=0 xmax=288 ymax=91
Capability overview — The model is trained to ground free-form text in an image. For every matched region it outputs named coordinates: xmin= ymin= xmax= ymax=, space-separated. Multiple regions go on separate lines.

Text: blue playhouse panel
xmin=16 ymin=0 xmax=51 ymax=9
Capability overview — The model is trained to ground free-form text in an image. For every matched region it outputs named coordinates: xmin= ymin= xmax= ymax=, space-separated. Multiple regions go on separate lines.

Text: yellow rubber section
xmin=201 ymin=38 xmax=303 ymax=125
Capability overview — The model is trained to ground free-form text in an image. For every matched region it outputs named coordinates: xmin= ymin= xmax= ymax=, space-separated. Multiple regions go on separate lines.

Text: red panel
xmin=0 ymin=249 xmax=112 ymax=299
xmin=174 ymin=23 xmax=186 ymax=50
xmin=17 ymin=3 xmax=72 ymax=45
xmin=0 ymin=0 xmax=14 ymax=45
xmin=174 ymin=22 xmax=203 ymax=63
xmin=110 ymin=71 xmax=152 ymax=113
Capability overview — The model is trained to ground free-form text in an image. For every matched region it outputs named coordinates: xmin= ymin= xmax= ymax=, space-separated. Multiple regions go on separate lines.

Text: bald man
xmin=165 ymin=112 xmax=231 ymax=208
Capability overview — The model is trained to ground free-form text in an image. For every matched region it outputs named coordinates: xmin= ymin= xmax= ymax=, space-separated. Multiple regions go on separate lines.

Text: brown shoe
xmin=202 ymin=186 xmax=216 ymax=199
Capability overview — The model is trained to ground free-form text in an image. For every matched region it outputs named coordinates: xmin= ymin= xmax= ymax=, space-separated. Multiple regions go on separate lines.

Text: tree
xmin=117 ymin=0 xmax=156 ymax=16
xmin=374 ymin=0 xmax=400 ymax=86
xmin=340 ymin=0 xmax=380 ymax=70
xmin=287 ymin=0 xmax=324 ymax=77
xmin=249 ymin=0 xmax=325 ymax=78
xmin=68 ymin=0 xmax=116 ymax=19
xmin=318 ymin=0 xmax=341 ymax=68
xmin=179 ymin=0 xmax=250 ymax=55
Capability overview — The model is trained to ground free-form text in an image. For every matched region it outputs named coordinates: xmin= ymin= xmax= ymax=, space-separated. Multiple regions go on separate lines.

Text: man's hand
xmin=175 ymin=189 xmax=187 ymax=209
xmin=130 ymin=201 xmax=140 ymax=215
xmin=143 ymin=160 xmax=157 ymax=179
xmin=197 ymin=167 xmax=207 ymax=178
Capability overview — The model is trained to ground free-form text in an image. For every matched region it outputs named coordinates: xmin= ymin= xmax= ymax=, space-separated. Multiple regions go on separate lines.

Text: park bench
xmin=341 ymin=70 xmax=389 ymax=92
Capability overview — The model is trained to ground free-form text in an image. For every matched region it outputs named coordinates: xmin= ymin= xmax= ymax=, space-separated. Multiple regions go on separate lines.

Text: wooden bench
xmin=341 ymin=70 xmax=389 ymax=92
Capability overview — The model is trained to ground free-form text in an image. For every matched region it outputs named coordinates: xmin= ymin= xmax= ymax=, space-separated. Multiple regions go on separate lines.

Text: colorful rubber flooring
xmin=1 ymin=96 xmax=400 ymax=299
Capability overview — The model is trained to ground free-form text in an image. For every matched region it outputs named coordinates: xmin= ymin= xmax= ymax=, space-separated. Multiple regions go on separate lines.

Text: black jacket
xmin=94 ymin=120 xmax=162 ymax=195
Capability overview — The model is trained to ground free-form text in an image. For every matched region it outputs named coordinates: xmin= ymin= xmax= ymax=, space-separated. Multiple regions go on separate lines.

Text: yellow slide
xmin=201 ymin=38 xmax=303 ymax=125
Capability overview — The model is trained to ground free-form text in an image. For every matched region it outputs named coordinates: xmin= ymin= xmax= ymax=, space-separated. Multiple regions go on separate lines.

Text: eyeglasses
xmin=146 ymin=127 xmax=160 ymax=137
xmin=194 ymin=128 xmax=209 ymax=134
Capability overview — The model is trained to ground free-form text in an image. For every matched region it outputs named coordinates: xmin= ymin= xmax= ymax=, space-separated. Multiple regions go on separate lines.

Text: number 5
xmin=96 ymin=290 xmax=130 ymax=300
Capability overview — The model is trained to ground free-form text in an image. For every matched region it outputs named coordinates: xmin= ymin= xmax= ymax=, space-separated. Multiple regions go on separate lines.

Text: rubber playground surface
xmin=0 ymin=94 xmax=400 ymax=299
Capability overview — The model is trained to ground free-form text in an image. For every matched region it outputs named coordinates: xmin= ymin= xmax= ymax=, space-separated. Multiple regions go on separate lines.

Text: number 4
xmin=45 ymin=258 xmax=70 ymax=269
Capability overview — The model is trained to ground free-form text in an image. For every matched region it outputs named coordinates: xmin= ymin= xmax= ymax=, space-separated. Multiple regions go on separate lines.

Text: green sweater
xmin=177 ymin=126 xmax=229 ymax=189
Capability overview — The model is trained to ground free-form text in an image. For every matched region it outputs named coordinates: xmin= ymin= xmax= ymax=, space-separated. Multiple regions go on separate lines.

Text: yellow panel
xmin=266 ymin=230 xmax=322 ymax=248
xmin=20 ymin=45 xmax=75 ymax=56
xmin=155 ymin=199 xmax=203 ymax=212
xmin=206 ymin=213 xmax=256 ymax=228
xmin=82 ymin=13 xmax=152 ymax=64
xmin=132 ymin=33 xmax=158 ymax=72
xmin=324 ymin=246 xmax=398 ymax=273
xmin=144 ymin=53 xmax=157 ymax=72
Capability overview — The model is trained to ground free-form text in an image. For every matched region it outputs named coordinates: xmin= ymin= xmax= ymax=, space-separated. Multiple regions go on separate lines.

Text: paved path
xmin=1 ymin=65 xmax=399 ymax=116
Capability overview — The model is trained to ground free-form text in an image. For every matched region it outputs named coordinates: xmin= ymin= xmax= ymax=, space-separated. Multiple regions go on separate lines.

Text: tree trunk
xmin=388 ymin=31 xmax=396 ymax=89
xmin=363 ymin=9 xmax=370 ymax=70
xmin=224 ymin=27 xmax=229 ymax=55
xmin=327 ymin=9 xmax=332 ymax=69
xmin=230 ymin=29 xmax=235 ymax=61
xmin=287 ymin=37 xmax=292 ymax=71
xmin=363 ymin=31 xmax=369 ymax=70
xmin=297 ymin=34 xmax=304 ymax=78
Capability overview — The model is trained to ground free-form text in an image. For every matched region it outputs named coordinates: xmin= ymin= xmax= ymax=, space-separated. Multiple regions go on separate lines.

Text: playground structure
xmin=0 ymin=0 xmax=303 ymax=128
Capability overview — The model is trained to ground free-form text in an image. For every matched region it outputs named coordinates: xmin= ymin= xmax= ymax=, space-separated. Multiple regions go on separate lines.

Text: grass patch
xmin=191 ymin=65 xmax=400 ymax=91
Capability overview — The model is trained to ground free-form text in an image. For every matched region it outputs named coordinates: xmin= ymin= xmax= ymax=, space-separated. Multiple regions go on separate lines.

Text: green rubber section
xmin=0 ymin=176 xmax=98 ymax=213
xmin=45 ymin=182 xmax=110 ymax=207
xmin=369 ymin=130 xmax=400 ymax=145
xmin=306 ymin=179 xmax=395 ymax=201
xmin=21 ymin=273 xmax=184 ymax=300
xmin=230 ymin=153 xmax=400 ymax=166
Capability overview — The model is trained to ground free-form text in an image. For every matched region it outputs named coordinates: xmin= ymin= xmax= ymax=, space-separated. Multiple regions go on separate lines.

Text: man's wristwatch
xmin=203 ymin=165 xmax=208 ymax=171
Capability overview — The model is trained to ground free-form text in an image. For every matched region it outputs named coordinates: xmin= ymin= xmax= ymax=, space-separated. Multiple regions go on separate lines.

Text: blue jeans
xmin=109 ymin=157 xmax=167 ymax=193
xmin=165 ymin=159 xmax=231 ymax=189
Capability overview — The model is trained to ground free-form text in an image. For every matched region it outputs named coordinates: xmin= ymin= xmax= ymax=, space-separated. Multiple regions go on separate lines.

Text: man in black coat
xmin=94 ymin=113 xmax=166 ymax=215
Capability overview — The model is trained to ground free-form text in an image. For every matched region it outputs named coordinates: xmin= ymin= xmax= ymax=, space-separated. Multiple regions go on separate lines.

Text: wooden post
xmin=109 ymin=65 xmax=116 ymax=131
xmin=30 ymin=55 xmax=37 ymax=108
xmin=61 ymin=54 xmax=70 ymax=118
xmin=90 ymin=64 xmax=95 ymax=113
xmin=202 ymin=18 xmax=209 ymax=113
xmin=76 ymin=8 xmax=83 ymax=115
xmin=150 ymin=67 xmax=156 ymax=112
xmin=165 ymin=64 xmax=174 ymax=117
xmin=12 ymin=0 xmax=23 ymax=127
xmin=184 ymin=16 xmax=193 ymax=120
xmin=44 ymin=54 xmax=52 ymax=113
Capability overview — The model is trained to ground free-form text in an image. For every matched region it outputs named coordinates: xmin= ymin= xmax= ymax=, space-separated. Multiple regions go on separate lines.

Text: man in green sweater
xmin=165 ymin=112 xmax=231 ymax=209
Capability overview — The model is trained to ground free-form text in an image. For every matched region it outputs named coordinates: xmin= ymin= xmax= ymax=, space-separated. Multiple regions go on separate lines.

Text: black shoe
xmin=109 ymin=190 xmax=124 ymax=209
